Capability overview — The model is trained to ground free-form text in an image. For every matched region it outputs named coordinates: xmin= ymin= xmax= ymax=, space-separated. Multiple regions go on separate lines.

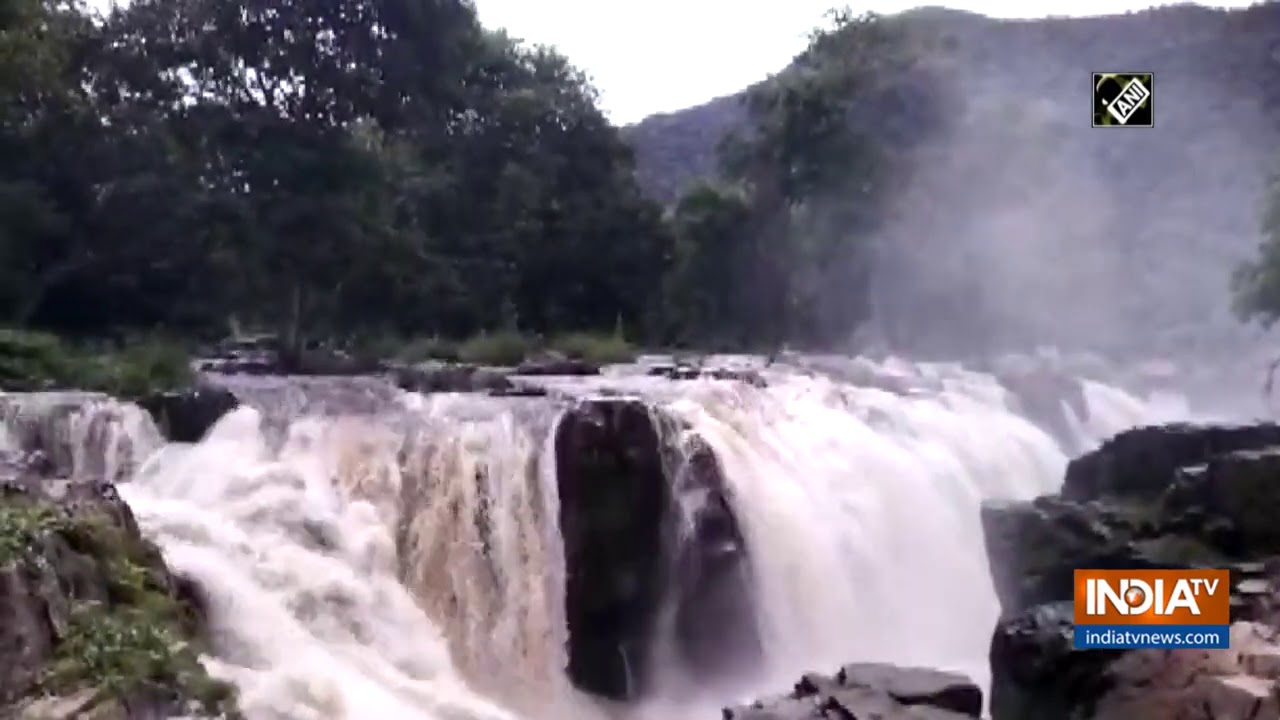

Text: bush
xmin=0 ymin=329 xmax=86 ymax=391
xmin=395 ymin=335 xmax=461 ymax=363
xmin=549 ymin=331 xmax=637 ymax=364
xmin=456 ymin=330 xmax=532 ymax=366
xmin=0 ymin=329 xmax=192 ymax=397
xmin=82 ymin=337 xmax=193 ymax=398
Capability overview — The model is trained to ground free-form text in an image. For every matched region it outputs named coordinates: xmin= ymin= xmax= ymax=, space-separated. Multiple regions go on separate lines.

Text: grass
xmin=0 ymin=329 xmax=192 ymax=398
xmin=0 ymin=500 xmax=241 ymax=717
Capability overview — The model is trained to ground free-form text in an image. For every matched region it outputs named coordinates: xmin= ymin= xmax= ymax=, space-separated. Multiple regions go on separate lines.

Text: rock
xmin=554 ymin=398 xmax=757 ymax=700
xmin=988 ymin=603 xmax=1126 ymax=720
xmin=992 ymin=615 xmax=1280 ymax=720
xmin=1061 ymin=422 xmax=1280 ymax=503
xmin=0 ymin=393 xmax=157 ymax=482
xmin=1161 ymin=447 xmax=1280 ymax=557
xmin=0 ymin=467 xmax=240 ymax=717
xmin=723 ymin=663 xmax=982 ymax=719
xmin=514 ymin=357 xmax=600 ymax=376
xmin=136 ymin=384 xmax=239 ymax=443
xmin=387 ymin=361 xmax=514 ymax=394
xmin=985 ymin=422 xmax=1280 ymax=720
xmin=669 ymin=434 xmax=760 ymax=683
xmin=646 ymin=364 xmax=768 ymax=387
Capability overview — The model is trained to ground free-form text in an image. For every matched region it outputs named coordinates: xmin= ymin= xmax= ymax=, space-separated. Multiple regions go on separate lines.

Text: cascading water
xmin=0 ymin=356 xmax=1186 ymax=720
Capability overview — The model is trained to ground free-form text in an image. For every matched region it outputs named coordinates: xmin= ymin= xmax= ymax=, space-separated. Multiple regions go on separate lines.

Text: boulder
xmin=984 ymin=423 xmax=1280 ymax=720
xmin=554 ymin=398 xmax=757 ymax=700
xmin=0 ymin=459 xmax=240 ymax=718
xmin=136 ymin=385 xmax=239 ymax=443
xmin=988 ymin=603 xmax=1125 ymax=720
xmin=723 ymin=663 xmax=982 ymax=719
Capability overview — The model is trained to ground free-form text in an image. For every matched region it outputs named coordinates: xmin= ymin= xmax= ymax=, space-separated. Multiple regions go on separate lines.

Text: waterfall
xmin=0 ymin=355 xmax=1181 ymax=719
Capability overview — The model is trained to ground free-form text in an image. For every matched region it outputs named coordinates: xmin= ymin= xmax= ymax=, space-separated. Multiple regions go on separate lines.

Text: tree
xmin=1232 ymin=168 xmax=1280 ymax=326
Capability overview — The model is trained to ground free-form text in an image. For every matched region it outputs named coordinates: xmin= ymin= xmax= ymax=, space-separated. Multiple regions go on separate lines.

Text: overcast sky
xmin=472 ymin=1 xmax=1257 ymax=124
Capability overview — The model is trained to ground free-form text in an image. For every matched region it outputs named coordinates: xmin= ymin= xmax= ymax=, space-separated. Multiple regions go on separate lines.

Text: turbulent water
xmin=0 ymin=356 xmax=1202 ymax=720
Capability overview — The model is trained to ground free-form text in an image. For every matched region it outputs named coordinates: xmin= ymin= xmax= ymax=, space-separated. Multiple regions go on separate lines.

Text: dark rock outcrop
xmin=0 ymin=454 xmax=240 ymax=718
xmin=387 ymin=361 xmax=516 ymax=394
xmin=722 ymin=663 xmax=982 ymax=719
xmin=137 ymin=385 xmax=239 ymax=443
xmin=983 ymin=422 xmax=1280 ymax=720
xmin=646 ymin=364 xmax=768 ymax=387
xmin=514 ymin=357 xmax=600 ymax=376
xmin=554 ymin=398 xmax=757 ymax=700
xmin=1061 ymin=422 xmax=1280 ymax=503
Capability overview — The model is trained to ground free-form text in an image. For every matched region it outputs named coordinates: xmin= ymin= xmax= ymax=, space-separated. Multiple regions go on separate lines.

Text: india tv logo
xmin=1073 ymin=569 xmax=1231 ymax=649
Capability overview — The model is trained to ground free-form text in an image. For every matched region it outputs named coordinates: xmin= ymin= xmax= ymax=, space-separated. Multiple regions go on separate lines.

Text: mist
xmin=855 ymin=6 xmax=1280 ymax=416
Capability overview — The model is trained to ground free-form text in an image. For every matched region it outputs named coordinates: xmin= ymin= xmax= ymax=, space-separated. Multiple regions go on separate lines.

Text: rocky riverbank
xmin=982 ymin=422 xmax=1280 ymax=720
xmin=0 ymin=450 xmax=240 ymax=719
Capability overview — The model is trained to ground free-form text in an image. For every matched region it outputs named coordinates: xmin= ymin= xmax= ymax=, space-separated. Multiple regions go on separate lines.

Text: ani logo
xmin=1092 ymin=72 xmax=1154 ymax=127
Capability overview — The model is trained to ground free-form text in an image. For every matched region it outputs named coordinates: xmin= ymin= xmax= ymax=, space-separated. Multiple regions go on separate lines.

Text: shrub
xmin=396 ymin=335 xmax=461 ymax=363
xmin=456 ymin=330 xmax=532 ymax=366
xmin=549 ymin=331 xmax=637 ymax=364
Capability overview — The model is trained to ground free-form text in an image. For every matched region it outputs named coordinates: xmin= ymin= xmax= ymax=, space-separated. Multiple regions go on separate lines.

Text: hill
xmin=622 ymin=3 xmax=1280 ymax=359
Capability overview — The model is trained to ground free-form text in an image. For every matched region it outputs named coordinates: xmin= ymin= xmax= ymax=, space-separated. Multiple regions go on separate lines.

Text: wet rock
xmin=0 ymin=471 xmax=240 ymax=718
xmin=991 ymin=614 xmax=1280 ymax=720
xmin=1161 ymin=447 xmax=1280 ymax=557
xmin=984 ymin=422 xmax=1280 ymax=720
xmin=988 ymin=603 xmax=1125 ymax=720
xmin=646 ymin=364 xmax=768 ymax=387
xmin=556 ymin=398 xmax=671 ymax=699
xmin=0 ymin=393 xmax=155 ymax=482
xmin=137 ymin=384 xmax=239 ymax=443
xmin=980 ymin=495 xmax=1208 ymax=613
xmin=1061 ymin=422 xmax=1280 ymax=503
xmin=668 ymin=434 xmax=760 ymax=683
xmin=554 ymin=398 xmax=758 ymax=700
xmin=723 ymin=663 xmax=982 ymax=719
xmin=387 ymin=361 xmax=514 ymax=394
xmin=514 ymin=356 xmax=600 ymax=376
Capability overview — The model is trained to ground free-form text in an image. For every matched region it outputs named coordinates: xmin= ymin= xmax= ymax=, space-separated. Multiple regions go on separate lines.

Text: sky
xmin=472 ymin=0 xmax=1257 ymax=125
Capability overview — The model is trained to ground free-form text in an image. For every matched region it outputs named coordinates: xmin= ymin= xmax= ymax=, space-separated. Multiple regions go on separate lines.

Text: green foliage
xmin=396 ymin=336 xmax=462 ymax=363
xmin=45 ymin=604 xmax=239 ymax=718
xmin=0 ymin=328 xmax=191 ymax=396
xmin=549 ymin=331 xmax=637 ymax=364
xmin=0 ymin=504 xmax=67 ymax=566
xmin=456 ymin=330 xmax=533 ymax=367
xmin=1232 ymin=170 xmax=1280 ymax=327
xmin=83 ymin=338 xmax=194 ymax=398
xmin=0 ymin=328 xmax=85 ymax=391
xmin=0 ymin=0 xmax=938 ymax=360
xmin=0 ymin=500 xmax=243 ymax=717
xmin=656 ymin=10 xmax=938 ymax=349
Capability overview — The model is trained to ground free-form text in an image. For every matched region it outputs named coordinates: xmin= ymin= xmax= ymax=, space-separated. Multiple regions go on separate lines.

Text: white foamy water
xmin=3 ymin=358 xmax=1187 ymax=720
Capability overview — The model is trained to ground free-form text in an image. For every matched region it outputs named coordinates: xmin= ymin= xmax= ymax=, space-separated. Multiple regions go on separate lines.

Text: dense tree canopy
xmin=0 ymin=0 xmax=934 ymax=359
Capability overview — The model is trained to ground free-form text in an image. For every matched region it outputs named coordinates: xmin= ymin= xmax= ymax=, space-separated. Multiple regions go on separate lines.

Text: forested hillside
xmin=625 ymin=3 xmax=1280 ymax=358
xmin=7 ymin=0 xmax=1280 ymax=369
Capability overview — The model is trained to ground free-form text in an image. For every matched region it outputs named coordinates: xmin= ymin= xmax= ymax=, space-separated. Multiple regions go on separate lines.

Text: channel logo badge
xmin=1073 ymin=569 xmax=1231 ymax=649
